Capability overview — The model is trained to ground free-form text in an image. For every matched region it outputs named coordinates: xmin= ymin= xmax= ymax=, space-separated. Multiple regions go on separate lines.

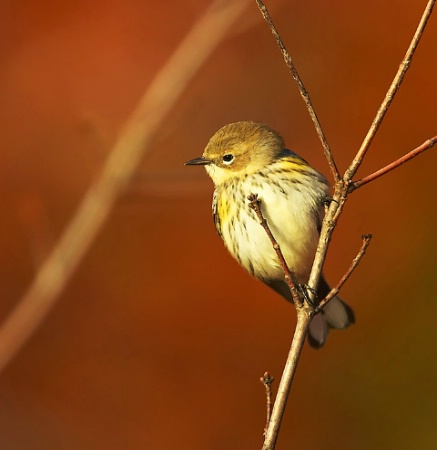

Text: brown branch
xmin=350 ymin=136 xmax=437 ymax=192
xmin=260 ymin=372 xmax=275 ymax=434
xmin=305 ymin=187 xmax=347 ymax=308
xmin=0 ymin=0 xmax=251 ymax=374
xmin=248 ymin=194 xmax=302 ymax=307
xmin=247 ymin=193 xmax=316 ymax=450
xmin=308 ymin=0 xmax=436 ymax=311
xmin=315 ymin=234 xmax=372 ymax=314
xmin=344 ymin=0 xmax=436 ymax=181
xmin=255 ymin=2 xmax=436 ymax=450
xmin=255 ymin=0 xmax=340 ymax=182
xmin=261 ymin=307 xmax=313 ymax=450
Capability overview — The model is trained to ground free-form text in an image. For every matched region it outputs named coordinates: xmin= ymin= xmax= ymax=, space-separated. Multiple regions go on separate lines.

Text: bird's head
xmin=185 ymin=121 xmax=284 ymax=185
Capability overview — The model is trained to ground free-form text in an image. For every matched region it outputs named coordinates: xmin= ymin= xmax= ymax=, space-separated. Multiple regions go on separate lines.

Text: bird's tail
xmin=307 ymin=295 xmax=355 ymax=349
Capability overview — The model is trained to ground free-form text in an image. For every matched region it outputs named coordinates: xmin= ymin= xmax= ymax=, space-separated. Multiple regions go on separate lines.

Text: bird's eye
xmin=222 ymin=154 xmax=234 ymax=165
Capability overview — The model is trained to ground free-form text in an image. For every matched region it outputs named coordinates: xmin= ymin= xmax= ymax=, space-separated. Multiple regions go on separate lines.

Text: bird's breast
xmin=214 ymin=172 xmax=327 ymax=282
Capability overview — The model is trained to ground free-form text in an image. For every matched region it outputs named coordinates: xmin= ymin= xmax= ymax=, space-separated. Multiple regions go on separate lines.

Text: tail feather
xmin=307 ymin=313 xmax=328 ymax=348
xmin=308 ymin=296 xmax=355 ymax=349
xmin=323 ymin=296 xmax=355 ymax=329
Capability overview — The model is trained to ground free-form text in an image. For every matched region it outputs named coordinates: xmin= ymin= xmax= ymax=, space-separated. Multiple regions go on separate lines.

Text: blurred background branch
xmin=0 ymin=0 xmax=250 ymax=373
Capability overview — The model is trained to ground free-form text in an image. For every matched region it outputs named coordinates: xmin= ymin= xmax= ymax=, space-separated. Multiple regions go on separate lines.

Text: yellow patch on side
xmin=274 ymin=157 xmax=308 ymax=176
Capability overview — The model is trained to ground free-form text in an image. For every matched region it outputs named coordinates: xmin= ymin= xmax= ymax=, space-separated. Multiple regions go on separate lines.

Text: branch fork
xmin=255 ymin=1 xmax=436 ymax=449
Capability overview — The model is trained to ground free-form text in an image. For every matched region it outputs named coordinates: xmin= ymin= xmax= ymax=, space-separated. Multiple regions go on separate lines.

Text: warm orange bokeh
xmin=1 ymin=1 xmax=437 ymax=449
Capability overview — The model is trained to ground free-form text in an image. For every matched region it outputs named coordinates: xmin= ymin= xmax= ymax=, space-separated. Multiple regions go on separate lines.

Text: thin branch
xmin=307 ymin=0 xmax=436 ymax=314
xmin=248 ymin=194 xmax=302 ymax=307
xmin=260 ymin=372 xmax=275 ymax=434
xmin=0 ymin=0 xmax=251 ymax=374
xmin=344 ymin=0 xmax=436 ymax=181
xmin=315 ymin=234 xmax=372 ymax=314
xmin=256 ymin=2 xmax=436 ymax=449
xmin=247 ymin=192 xmax=315 ymax=448
xmin=350 ymin=136 xmax=437 ymax=192
xmin=305 ymin=187 xmax=346 ymax=308
xmin=261 ymin=307 xmax=313 ymax=450
xmin=255 ymin=0 xmax=340 ymax=182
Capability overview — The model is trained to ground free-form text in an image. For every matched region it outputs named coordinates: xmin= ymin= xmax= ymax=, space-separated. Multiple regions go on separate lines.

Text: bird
xmin=185 ymin=121 xmax=354 ymax=348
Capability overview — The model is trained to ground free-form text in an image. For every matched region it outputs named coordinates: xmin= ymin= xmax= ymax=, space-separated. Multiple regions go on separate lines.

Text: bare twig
xmin=350 ymin=136 xmax=437 ymax=192
xmin=247 ymin=193 xmax=317 ymax=448
xmin=0 ymin=0 xmax=251 ymax=374
xmin=249 ymin=200 xmax=373 ymax=450
xmin=261 ymin=306 xmax=313 ymax=450
xmin=260 ymin=372 xmax=275 ymax=434
xmin=255 ymin=1 xmax=436 ymax=450
xmin=248 ymin=194 xmax=302 ymax=306
xmin=307 ymin=0 xmax=436 ymax=316
xmin=315 ymin=234 xmax=372 ymax=314
xmin=255 ymin=0 xmax=340 ymax=182
xmin=344 ymin=0 xmax=436 ymax=181
xmin=305 ymin=187 xmax=347 ymax=308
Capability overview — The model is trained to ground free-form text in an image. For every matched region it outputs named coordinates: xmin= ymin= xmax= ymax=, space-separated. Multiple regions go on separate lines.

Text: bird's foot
xmin=298 ymin=284 xmax=318 ymax=308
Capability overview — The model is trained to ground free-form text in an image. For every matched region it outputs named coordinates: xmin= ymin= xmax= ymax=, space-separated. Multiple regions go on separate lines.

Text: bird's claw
xmin=298 ymin=284 xmax=318 ymax=307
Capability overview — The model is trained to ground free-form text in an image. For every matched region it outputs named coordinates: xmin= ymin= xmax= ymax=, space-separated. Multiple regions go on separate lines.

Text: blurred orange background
xmin=0 ymin=1 xmax=437 ymax=449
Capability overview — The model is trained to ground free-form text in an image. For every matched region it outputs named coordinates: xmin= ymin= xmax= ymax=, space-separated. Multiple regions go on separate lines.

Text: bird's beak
xmin=185 ymin=156 xmax=212 ymax=166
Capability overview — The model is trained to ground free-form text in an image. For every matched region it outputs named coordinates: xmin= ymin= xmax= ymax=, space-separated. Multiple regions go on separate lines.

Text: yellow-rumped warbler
xmin=185 ymin=121 xmax=354 ymax=348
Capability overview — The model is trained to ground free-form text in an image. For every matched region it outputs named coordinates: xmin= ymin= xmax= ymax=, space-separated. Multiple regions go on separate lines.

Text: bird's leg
xmin=322 ymin=195 xmax=334 ymax=207
xmin=298 ymin=284 xmax=318 ymax=308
